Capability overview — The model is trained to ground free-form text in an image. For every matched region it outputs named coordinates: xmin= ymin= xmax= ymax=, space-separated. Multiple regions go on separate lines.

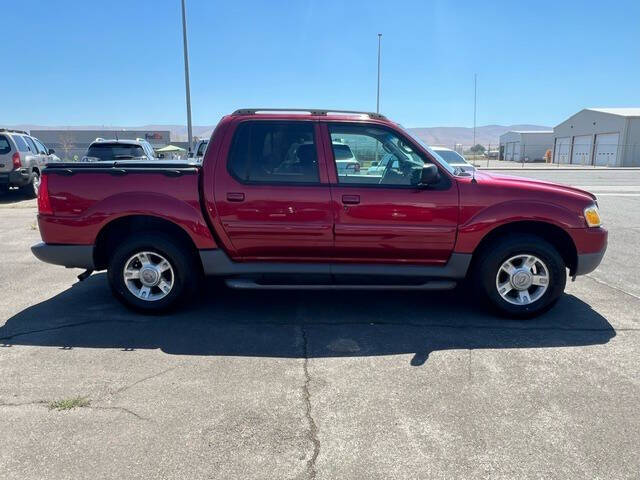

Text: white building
xmin=30 ymin=129 xmax=171 ymax=161
xmin=552 ymin=108 xmax=640 ymax=166
xmin=499 ymin=131 xmax=554 ymax=162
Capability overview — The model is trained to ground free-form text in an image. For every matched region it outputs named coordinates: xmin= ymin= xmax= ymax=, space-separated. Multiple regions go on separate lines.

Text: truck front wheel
xmin=473 ymin=234 xmax=567 ymax=318
xmin=107 ymin=233 xmax=200 ymax=313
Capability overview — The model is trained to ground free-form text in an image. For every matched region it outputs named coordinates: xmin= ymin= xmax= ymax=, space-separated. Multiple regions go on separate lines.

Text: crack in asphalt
xmin=88 ymin=405 xmax=150 ymax=421
xmin=300 ymin=325 xmax=320 ymax=480
xmin=110 ymin=366 xmax=178 ymax=397
xmin=585 ymin=274 xmax=640 ymax=301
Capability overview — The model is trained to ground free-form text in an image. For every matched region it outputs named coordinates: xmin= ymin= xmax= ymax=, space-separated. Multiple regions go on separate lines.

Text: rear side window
xmin=24 ymin=136 xmax=39 ymax=153
xmin=0 ymin=135 xmax=10 ymax=154
xmin=228 ymin=122 xmax=319 ymax=184
xmin=12 ymin=135 xmax=29 ymax=152
xmin=86 ymin=143 xmax=146 ymax=161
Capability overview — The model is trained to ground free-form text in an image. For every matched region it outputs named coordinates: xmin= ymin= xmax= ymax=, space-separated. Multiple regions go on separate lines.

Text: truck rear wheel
xmin=107 ymin=233 xmax=200 ymax=313
xmin=473 ymin=234 xmax=566 ymax=319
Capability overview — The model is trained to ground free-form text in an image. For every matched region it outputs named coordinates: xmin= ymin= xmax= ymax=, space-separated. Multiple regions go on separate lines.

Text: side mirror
xmin=48 ymin=148 xmax=55 ymax=154
xmin=420 ymin=164 xmax=440 ymax=185
xmin=371 ymin=161 xmax=378 ymax=167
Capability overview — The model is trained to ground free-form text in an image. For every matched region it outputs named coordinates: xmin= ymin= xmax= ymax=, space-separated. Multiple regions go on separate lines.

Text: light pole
xmin=376 ymin=33 xmax=382 ymax=113
xmin=181 ymin=0 xmax=193 ymax=152
xmin=473 ymin=73 xmax=477 ymax=150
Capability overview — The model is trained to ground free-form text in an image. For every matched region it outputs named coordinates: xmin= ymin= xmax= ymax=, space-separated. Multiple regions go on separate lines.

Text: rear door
xmin=213 ymin=120 xmax=333 ymax=261
xmin=322 ymin=122 xmax=458 ymax=265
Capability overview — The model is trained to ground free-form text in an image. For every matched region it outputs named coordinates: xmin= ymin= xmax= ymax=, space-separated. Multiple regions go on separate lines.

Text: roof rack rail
xmin=232 ymin=108 xmax=387 ymax=120
xmin=0 ymin=128 xmax=28 ymax=135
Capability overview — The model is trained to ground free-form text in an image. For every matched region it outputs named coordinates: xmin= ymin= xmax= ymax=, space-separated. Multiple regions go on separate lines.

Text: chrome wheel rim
xmin=495 ymin=254 xmax=549 ymax=306
xmin=123 ymin=251 xmax=174 ymax=301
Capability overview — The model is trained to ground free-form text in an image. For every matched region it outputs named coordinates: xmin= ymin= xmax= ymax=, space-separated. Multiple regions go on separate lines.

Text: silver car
xmin=0 ymin=129 xmax=56 ymax=197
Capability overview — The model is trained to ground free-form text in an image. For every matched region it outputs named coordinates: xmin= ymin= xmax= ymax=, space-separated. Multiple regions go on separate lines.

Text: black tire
xmin=107 ymin=232 xmax=201 ymax=313
xmin=472 ymin=234 xmax=566 ymax=319
xmin=22 ymin=171 xmax=39 ymax=199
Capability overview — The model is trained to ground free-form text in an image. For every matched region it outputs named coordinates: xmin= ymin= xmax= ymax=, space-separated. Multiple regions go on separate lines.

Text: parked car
xmin=332 ymin=142 xmax=360 ymax=175
xmin=82 ymin=138 xmax=157 ymax=162
xmin=0 ymin=128 xmax=57 ymax=197
xmin=188 ymin=139 xmax=209 ymax=162
xmin=431 ymin=147 xmax=476 ymax=172
xmin=32 ymin=108 xmax=607 ymax=318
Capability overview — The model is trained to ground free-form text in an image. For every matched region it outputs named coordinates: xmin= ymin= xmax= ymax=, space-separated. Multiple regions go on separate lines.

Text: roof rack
xmin=0 ymin=128 xmax=28 ymax=135
xmin=232 ymin=108 xmax=387 ymax=120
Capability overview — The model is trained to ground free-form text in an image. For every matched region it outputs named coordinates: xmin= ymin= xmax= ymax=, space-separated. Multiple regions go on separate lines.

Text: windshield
xmin=86 ymin=143 xmax=147 ymax=161
xmin=435 ymin=149 xmax=469 ymax=165
xmin=400 ymin=128 xmax=457 ymax=175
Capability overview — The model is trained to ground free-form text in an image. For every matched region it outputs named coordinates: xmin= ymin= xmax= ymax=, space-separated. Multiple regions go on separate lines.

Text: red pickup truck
xmin=32 ymin=109 xmax=607 ymax=318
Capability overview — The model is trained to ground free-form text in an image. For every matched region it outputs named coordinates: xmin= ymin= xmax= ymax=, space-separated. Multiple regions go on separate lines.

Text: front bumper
xmin=31 ymin=242 xmax=95 ymax=269
xmin=575 ymin=247 xmax=607 ymax=276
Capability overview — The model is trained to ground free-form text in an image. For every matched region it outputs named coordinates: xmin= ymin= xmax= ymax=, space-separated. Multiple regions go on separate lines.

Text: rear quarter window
xmin=0 ymin=135 xmax=11 ymax=154
xmin=12 ymin=135 xmax=30 ymax=152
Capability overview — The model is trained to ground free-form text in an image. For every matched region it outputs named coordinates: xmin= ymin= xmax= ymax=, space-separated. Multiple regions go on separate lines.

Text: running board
xmin=225 ymin=279 xmax=457 ymax=291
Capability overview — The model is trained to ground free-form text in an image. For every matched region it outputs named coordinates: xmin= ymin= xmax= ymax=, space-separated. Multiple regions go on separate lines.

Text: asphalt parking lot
xmin=1 ymin=169 xmax=639 ymax=479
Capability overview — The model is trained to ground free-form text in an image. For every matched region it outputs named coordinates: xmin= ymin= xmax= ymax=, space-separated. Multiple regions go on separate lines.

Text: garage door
xmin=554 ymin=137 xmax=571 ymax=164
xmin=506 ymin=142 xmax=514 ymax=161
xmin=571 ymin=135 xmax=592 ymax=165
xmin=513 ymin=142 xmax=521 ymax=162
xmin=594 ymin=133 xmax=619 ymax=166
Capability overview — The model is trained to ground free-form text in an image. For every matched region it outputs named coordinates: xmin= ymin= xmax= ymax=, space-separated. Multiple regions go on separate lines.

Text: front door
xmin=214 ymin=120 xmax=334 ymax=261
xmin=322 ymin=122 xmax=458 ymax=265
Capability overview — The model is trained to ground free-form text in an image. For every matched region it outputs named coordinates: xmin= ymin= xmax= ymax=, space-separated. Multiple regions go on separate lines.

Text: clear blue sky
xmin=4 ymin=0 xmax=640 ymax=128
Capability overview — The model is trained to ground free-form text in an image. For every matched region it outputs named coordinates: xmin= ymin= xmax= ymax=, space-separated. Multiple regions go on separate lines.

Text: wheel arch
xmin=470 ymin=220 xmax=578 ymax=275
xmin=94 ymin=215 xmax=202 ymax=271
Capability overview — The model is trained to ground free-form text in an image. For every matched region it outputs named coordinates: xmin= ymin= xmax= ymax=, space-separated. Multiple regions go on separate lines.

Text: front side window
xmin=228 ymin=121 xmax=319 ymax=184
xmin=33 ymin=138 xmax=48 ymax=154
xmin=329 ymin=124 xmax=426 ymax=186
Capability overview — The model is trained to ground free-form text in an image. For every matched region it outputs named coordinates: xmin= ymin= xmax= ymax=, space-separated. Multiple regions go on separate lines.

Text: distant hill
xmin=407 ymin=124 xmax=552 ymax=148
xmin=8 ymin=123 xmax=551 ymax=146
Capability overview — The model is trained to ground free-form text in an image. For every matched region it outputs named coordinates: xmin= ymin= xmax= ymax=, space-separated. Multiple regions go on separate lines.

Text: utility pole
xmin=181 ymin=0 xmax=193 ymax=152
xmin=473 ymin=73 xmax=477 ymax=149
xmin=376 ymin=33 xmax=382 ymax=113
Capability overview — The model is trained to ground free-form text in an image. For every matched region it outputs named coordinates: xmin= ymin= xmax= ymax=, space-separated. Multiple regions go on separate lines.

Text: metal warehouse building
xmin=30 ymin=129 xmax=170 ymax=161
xmin=552 ymin=108 xmax=640 ymax=166
xmin=499 ymin=131 xmax=554 ymax=162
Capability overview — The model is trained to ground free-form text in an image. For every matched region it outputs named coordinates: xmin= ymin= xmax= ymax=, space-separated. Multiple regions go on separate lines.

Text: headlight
xmin=584 ymin=205 xmax=602 ymax=227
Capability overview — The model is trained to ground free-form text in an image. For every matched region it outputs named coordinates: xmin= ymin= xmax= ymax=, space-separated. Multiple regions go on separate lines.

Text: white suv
xmin=82 ymin=138 xmax=158 ymax=162
xmin=0 ymin=129 xmax=57 ymax=197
